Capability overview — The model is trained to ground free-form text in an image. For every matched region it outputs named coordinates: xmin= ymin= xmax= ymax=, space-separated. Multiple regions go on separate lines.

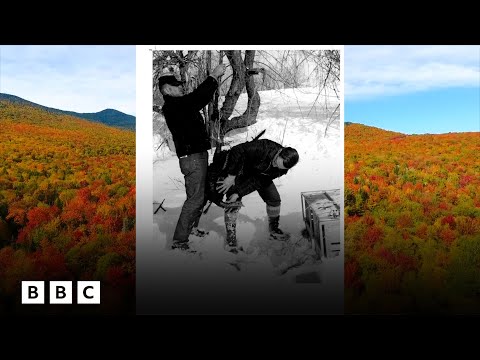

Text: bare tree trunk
xmin=223 ymin=50 xmax=261 ymax=135
xmin=209 ymin=51 xmax=224 ymax=144
xmin=205 ymin=50 xmax=212 ymax=141
xmin=220 ymin=51 xmax=246 ymax=125
xmin=176 ymin=51 xmax=187 ymax=84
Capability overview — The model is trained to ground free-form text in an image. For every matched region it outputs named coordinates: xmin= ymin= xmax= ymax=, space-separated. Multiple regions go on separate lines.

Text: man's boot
xmin=224 ymin=206 xmax=241 ymax=253
xmin=190 ymin=227 xmax=209 ymax=237
xmin=266 ymin=204 xmax=290 ymax=241
xmin=171 ymin=241 xmax=197 ymax=254
xmin=268 ymin=216 xmax=290 ymax=241
xmin=190 ymin=208 xmax=209 ymax=237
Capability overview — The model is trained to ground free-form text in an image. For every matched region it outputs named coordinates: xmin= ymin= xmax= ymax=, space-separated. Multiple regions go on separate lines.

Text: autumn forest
xmin=3 ymin=99 xmax=478 ymax=314
xmin=345 ymin=123 xmax=480 ymax=313
xmin=0 ymin=101 xmax=135 ymax=314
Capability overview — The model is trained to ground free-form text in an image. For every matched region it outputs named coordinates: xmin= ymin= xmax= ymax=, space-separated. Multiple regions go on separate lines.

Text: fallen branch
xmin=153 ymin=199 xmax=166 ymax=214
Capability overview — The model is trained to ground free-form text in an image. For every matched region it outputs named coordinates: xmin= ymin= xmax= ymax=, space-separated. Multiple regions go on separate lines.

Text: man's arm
xmin=181 ymin=64 xmax=226 ymax=111
xmin=181 ymin=76 xmax=219 ymax=111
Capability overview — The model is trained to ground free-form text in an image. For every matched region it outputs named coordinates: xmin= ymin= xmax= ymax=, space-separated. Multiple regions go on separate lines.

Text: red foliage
xmin=362 ymin=226 xmax=383 ymax=248
xmin=26 ymin=206 xmax=60 ymax=228
xmin=345 ymin=260 xmax=363 ymax=290
xmin=73 ymin=229 xmax=84 ymax=241
xmin=16 ymin=229 xmax=28 ymax=244
xmin=77 ymin=187 xmax=92 ymax=202
xmin=104 ymin=217 xmax=123 ymax=232
xmin=459 ymin=175 xmax=474 ymax=188
xmin=402 ymin=182 xmax=414 ymax=192
xmin=61 ymin=195 xmax=96 ymax=224
xmin=438 ymin=202 xmax=449 ymax=210
xmin=31 ymin=240 xmax=70 ymax=280
xmin=441 ymin=215 xmax=456 ymax=229
xmin=377 ymin=247 xmax=416 ymax=271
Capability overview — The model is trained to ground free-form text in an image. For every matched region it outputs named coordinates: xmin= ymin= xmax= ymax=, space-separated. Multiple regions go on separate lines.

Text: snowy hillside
xmin=147 ymin=86 xmax=343 ymax=314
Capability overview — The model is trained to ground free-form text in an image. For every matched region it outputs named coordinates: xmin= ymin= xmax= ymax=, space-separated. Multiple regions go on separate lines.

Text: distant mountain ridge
xmin=0 ymin=93 xmax=135 ymax=131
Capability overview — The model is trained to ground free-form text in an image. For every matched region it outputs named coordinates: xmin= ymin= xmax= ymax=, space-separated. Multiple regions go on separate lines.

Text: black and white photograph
xmin=136 ymin=47 xmax=344 ymax=314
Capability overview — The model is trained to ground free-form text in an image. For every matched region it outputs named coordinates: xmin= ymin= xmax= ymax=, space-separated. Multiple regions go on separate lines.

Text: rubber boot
xmin=268 ymin=216 xmax=290 ymax=241
xmin=224 ymin=206 xmax=241 ymax=253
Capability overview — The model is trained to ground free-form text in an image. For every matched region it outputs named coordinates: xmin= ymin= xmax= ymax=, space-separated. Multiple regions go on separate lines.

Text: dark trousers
xmin=173 ymin=151 xmax=208 ymax=243
xmin=256 ymin=182 xmax=281 ymax=207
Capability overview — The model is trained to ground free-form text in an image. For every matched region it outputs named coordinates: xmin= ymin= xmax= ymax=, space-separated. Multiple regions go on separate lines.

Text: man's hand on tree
xmin=211 ymin=64 xmax=226 ymax=78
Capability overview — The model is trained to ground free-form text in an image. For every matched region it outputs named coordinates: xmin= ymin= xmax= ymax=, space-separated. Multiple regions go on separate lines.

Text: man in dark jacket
xmin=213 ymin=138 xmax=299 ymax=252
xmin=159 ymin=64 xmax=225 ymax=251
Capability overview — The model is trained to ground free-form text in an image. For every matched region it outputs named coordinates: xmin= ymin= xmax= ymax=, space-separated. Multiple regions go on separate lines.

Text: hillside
xmin=0 ymin=101 xmax=136 ymax=314
xmin=344 ymin=123 xmax=480 ymax=314
xmin=0 ymin=93 xmax=135 ymax=131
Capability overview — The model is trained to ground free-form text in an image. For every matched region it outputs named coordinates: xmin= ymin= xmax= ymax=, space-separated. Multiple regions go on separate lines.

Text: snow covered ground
xmin=143 ymin=86 xmax=343 ymax=314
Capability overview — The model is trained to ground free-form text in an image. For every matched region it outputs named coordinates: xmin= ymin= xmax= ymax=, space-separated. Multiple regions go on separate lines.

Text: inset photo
xmin=137 ymin=47 xmax=344 ymax=314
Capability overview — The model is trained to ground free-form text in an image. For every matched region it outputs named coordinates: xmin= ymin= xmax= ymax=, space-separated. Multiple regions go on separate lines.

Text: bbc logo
xmin=22 ymin=281 xmax=100 ymax=304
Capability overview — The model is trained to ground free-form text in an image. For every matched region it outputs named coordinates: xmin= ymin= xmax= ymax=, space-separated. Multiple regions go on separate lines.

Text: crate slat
xmin=301 ymin=189 xmax=341 ymax=259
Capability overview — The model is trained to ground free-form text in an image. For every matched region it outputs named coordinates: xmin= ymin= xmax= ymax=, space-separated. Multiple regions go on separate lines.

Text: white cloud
xmin=346 ymin=45 xmax=480 ymax=100
xmin=0 ymin=45 xmax=136 ymax=116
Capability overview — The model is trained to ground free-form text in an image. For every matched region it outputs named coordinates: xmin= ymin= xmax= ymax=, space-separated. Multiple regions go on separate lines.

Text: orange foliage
xmin=0 ymin=101 xmax=135 ymax=313
xmin=416 ymin=223 xmax=429 ymax=239
xmin=439 ymin=227 xmax=456 ymax=245
xmin=345 ymin=123 xmax=480 ymax=313
xmin=396 ymin=213 xmax=413 ymax=228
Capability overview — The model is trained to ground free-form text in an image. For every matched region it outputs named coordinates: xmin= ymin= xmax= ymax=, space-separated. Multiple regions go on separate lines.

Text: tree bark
xmin=222 ymin=50 xmax=261 ymax=135
xmin=219 ymin=50 xmax=261 ymax=138
xmin=208 ymin=51 xmax=224 ymax=145
xmin=205 ymin=50 xmax=212 ymax=141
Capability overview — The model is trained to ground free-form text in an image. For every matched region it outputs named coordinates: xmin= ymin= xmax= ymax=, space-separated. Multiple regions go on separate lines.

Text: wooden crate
xmin=301 ymin=189 xmax=341 ymax=259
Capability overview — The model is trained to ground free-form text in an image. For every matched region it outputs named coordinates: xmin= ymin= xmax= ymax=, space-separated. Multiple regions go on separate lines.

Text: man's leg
xmin=190 ymin=195 xmax=210 ymax=236
xmin=222 ymin=186 xmax=244 ymax=253
xmin=224 ymin=205 xmax=241 ymax=253
xmin=172 ymin=152 xmax=208 ymax=248
xmin=257 ymin=183 xmax=290 ymax=240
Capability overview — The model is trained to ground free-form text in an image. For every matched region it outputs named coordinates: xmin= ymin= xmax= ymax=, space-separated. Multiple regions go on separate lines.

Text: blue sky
xmin=345 ymin=45 xmax=479 ymax=134
xmin=0 ymin=45 xmax=136 ymax=116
